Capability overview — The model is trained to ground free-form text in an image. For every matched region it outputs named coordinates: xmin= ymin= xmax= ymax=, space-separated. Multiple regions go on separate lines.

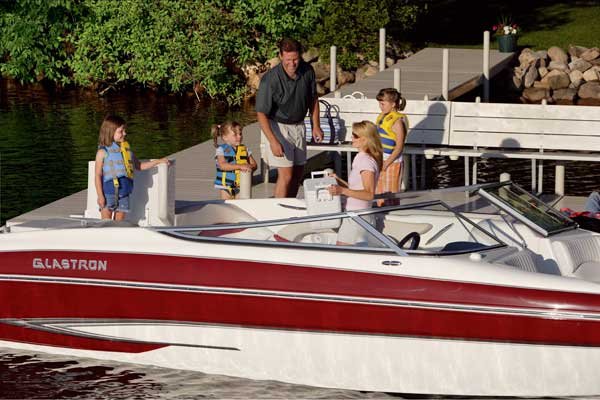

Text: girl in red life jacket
xmin=212 ymin=121 xmax=257 ymax=200
xmin=94 ymin=114 xmax=170 ymax=221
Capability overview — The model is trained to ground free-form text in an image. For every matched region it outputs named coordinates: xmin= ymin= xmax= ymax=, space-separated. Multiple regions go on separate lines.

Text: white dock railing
xmin=305 ymin=98 xmax=600 ymax=194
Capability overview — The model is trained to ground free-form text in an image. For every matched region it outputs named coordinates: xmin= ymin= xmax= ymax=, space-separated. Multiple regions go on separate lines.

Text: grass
xmin=416 ymin=1 xmax=600 ymax=51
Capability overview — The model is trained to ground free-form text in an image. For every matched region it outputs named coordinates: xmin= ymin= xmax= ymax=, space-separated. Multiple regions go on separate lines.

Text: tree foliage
xmin=0 ymin=0 xmax=424 ymax=104
xmin=307 ymin=0 xmax=427 ymax=70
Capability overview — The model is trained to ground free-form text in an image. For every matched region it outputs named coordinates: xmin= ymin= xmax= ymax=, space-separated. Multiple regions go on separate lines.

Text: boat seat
xmin=491 ymin=248 xmax=547 ymax=274
xmin=382 ymin=219 xmax=432 ymax=242
xmin=274 ymin=222 xmax=336 ymax=244
xmin=551 ymin=235 xmax=600 ymax=280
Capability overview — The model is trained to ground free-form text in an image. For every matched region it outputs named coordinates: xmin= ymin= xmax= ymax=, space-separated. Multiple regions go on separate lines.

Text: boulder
xmin=541 ymin=69 xmax=570 ymax=88
xmin=538 ymin=66 xmax=549 ymax=79
xmin=568 ymin=58 xmax=592 ymax=72
xmin=523 ymin=64 xmax=539 ymax=88
xmin=512 ymin=75 xmax=523 ymax=90
xmin=581 ymin=47 xmax=600 ymax=62
xmin=548 ymin=46 xmax=569 ymax=64
xmin=535 ymin=50 xmax=548 ymax=67
xmin=569 ymin=69 xmax=584 ymax=88
xmin=312 ymin=62 xmax=330 ymax=82
xmin=568 ymin=45 xmax=587 ymax=58
xmin=522 ymin=87 xmax=550 ymax=103
xmin=583 ymin=68 xmax=599 ymax=82
xmin=533 ymin=80 xmax=550 ymax=89
xmin=266 ymin=57 xmax=280 ymax=68
xmin=547 ymin=70 xmax=571 ymax=89
xmin=368 ymin=60 xmax=379 ymax=68
xmin=518 ymin=49 xmax=538 ymax=67
xmin=547 ymin=60 xmax=569 ymax=72
xmin=337 ymin=70 xmax=355 ymax=86
xmin=385 ymin=57 xmax=395 ymax=68
xmin=552 ymin=88 xmax=577 ymax=103
xmin=302 ymin=47 xmax=320 ymax=63
xmin=363 ymin=64 xmax=378 ymax=77
xmin=514 ymin=66 xmax=526 ymax=80
xmin=578 ymin=81 xmax=600 ymax=99
xmin=316 ymin=82 xmax=327 ymax=96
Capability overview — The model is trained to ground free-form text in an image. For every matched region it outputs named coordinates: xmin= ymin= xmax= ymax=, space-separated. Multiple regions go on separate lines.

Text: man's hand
xmin=312 ymin=126 xmax=324 ymax=143
xmin=270 ymin=139 xmax=284 ymax=157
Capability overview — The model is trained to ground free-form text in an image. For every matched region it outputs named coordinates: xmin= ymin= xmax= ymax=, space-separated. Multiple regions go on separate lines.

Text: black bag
xmin=304 ymin=99 xmax=342 ymax=144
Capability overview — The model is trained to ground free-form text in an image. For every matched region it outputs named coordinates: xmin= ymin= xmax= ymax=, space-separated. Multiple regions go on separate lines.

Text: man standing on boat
xmin=256 ymin=38 xmax=324 ymax=198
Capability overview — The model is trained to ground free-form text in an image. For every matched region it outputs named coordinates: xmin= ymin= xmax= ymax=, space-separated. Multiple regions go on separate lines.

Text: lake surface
xmin=0 ymin=80 xmax=256 ymax=226
xmin=0 ymin=79 xmax=597 ymax=398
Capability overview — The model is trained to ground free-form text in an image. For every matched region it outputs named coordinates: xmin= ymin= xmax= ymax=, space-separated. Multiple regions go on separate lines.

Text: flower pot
xmin=497 ymin=35 xmax=517 ymax=53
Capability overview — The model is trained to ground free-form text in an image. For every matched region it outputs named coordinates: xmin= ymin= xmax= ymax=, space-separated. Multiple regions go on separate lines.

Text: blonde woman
xmin=328 ymin=121 xmax=383 ymax=245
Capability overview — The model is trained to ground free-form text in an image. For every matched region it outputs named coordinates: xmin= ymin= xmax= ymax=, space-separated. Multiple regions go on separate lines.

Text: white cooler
xmin=303 ymin=170 xmax=341 ymax=229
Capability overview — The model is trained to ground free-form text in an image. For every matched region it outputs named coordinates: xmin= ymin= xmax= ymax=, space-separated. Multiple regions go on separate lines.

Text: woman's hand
xmin=97 ymin=195 xmax=106 ymax=209
xmin=328 ymin=184 xmax=343 ymax=196
xmin=239 ymin=164 xmax=252 ymax=172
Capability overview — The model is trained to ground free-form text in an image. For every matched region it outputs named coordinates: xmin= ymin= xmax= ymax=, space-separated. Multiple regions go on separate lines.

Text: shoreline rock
xmin=515 ymin=45 xmax=600 ymax=105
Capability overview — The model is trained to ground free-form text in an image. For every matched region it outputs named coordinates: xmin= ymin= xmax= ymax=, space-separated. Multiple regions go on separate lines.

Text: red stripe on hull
xmin=1 ymin=281 xmax=600 ymax=348
xmin=0 ymin=321 xmax=165 ymax=353
xmin=4 ymin=250 xmax=600 ymax=315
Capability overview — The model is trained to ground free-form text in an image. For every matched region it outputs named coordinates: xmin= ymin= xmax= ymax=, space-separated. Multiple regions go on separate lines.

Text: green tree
xmin=0 ymin=0 xmax=84 ymax=84
xmin=307 ymin=0 xmax=426 ymax=70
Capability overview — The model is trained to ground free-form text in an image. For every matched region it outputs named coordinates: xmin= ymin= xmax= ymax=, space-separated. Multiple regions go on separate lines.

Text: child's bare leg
xmin=100 ymin=208 xmax=113 ymax=220
xmin=220 ymin=190 xmax=234 ymax=200
xmin=114 ymin=211 xmax=127 ymax=221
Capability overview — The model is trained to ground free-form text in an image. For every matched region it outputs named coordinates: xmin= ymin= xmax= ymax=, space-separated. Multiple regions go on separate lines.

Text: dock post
xmin=379 ymin=28 xmax=386 ymax=71
xmin=464 ymin=157 xmax=470 ymax=186
xmin=394 ymin=68 xmax=401 ymax=91
xmin=483 ymin=31 xmax=490 ymax=102
xmin=531 ymin=159 xmax=536 ymax=192
xmin=555 ymin=163 xmax=565 ymax=196
xmin=401 ymin=159 xmax=409 ymax=192
xmin=442 ymin=49 xmax=449 ymax=101
xmin=330 ymin=46 xmax=337 ymax=92
xmin=411 ymin=154 xmax=417 ymax=190
xmin=537 ymin=151 xmax=544 ymax=194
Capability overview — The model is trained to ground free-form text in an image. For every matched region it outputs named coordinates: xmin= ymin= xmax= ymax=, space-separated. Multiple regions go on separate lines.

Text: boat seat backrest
xmin=551 ymin=235 xmax=600 ymax=276
xmin=493 ymin=249 xmax=544 ymax=274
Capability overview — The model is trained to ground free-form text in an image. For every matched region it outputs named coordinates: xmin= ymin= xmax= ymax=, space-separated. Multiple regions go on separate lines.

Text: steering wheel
xmin=396 ymin=231 xmax=421 ymax=250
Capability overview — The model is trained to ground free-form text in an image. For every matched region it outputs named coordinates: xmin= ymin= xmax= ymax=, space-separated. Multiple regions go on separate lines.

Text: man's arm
xmin=257 ymin=111 xmax=284 ymax=157
xmin=310 ymin=96 xmax=324 ymax=143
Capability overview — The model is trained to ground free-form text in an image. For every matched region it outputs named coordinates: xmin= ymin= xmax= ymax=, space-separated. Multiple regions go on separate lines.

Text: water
xmin=0 ymin=80 xmax=256 ymax=226
xmin=0 ymin=349 xmax=395 ymax=399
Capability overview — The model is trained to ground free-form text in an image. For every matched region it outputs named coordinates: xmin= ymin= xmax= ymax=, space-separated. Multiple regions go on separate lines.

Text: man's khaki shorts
xmin=262 ymin=120 xmax=307 ymax=168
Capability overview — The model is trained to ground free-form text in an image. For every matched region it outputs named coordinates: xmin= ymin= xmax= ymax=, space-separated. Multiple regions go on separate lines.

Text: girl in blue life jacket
xmin=94 ymin=115 xmax=170 ymax=221
xmin=212 ymin=121 xmax=257 ymax=200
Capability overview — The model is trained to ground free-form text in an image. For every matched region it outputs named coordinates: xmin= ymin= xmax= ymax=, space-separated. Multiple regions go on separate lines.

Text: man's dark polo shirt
xmin=255 ymin=60 xmax=317 ymax=124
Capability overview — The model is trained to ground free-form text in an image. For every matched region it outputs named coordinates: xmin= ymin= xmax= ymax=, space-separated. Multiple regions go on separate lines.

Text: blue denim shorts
xmin=104 ymin=194 xmax=130 ymax=213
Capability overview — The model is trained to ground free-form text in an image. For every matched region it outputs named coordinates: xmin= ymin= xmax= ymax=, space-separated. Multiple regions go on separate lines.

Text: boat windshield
xmin=478 ymin=182 xmax=577 ymax=237
xmin=159 ymin=200 xmax=505 ymax=256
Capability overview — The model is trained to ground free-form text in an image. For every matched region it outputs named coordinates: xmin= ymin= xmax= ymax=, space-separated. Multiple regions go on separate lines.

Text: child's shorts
xmin=104 ymin=194 xmax=130 ymax=213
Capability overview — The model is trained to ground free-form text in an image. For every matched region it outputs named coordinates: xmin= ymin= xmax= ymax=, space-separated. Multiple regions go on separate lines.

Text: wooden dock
xmin=325 ymin=47 xmax=514 ymax=100
xmin=7 ymin=47 xmax=519 ymax=225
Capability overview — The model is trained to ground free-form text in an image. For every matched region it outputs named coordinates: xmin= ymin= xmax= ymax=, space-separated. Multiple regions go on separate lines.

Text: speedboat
xmin=2 ymin=180 xmax=600 ymax=397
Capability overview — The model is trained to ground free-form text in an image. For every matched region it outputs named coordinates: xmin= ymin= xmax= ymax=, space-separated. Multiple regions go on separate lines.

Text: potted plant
xmin=493 ymin=19 xmax=519 ymax=53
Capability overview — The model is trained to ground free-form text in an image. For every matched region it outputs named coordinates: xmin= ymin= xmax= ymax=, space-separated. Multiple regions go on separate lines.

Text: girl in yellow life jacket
xmin=212 ymin=121 xmax=258 ymax=200
xmin=94 ymin=115 xmax=170 ymax=221
xmin=375 ymin=88 xmax=408 ymax=206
